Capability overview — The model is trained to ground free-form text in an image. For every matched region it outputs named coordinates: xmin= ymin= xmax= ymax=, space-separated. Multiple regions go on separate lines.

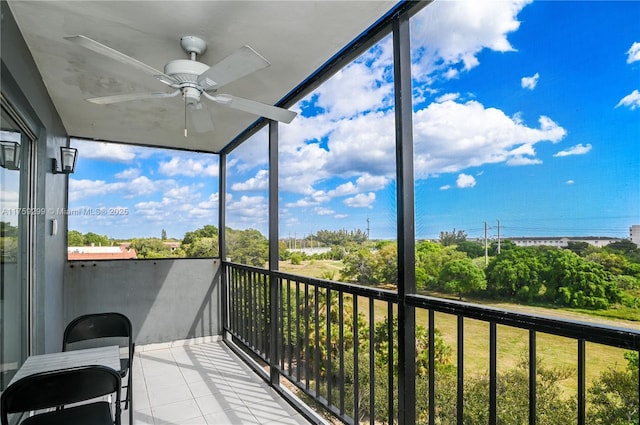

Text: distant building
xmin=507 ymin=236 xmax=622 ymax=249
xmin=631 ymin=225 xmax=640 ymax=247
xmin=288 ymin=247 xmax=331 ymax=255
xmin=163 ymin=241 xmax=181 ymax=251
xmin=68 ymin=245 xmax=137 ymax=260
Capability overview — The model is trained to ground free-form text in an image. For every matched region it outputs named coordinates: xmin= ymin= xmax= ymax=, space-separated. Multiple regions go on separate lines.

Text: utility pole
xmin=484 ymin=221 xmax=488 ymax=266
xmin=497 ymin=219 xmax=501 ymax=255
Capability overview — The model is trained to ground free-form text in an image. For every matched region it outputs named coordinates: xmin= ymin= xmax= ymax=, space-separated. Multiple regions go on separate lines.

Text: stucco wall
xmin=63 ymin=258 xmax=221 ymax=346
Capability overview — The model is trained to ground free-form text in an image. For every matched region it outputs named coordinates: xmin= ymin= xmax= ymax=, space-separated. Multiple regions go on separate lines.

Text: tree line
xmin=340 ymin=239 xmax=640 ymax=311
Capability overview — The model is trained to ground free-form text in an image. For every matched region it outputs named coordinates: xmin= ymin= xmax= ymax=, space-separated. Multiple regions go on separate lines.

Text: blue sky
xmin=69 ymin=1 xmax=639 ymax=241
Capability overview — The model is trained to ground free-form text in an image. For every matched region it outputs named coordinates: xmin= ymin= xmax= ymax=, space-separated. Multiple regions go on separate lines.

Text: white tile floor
xmin=126 ymin=341 xmax=312 ymax=425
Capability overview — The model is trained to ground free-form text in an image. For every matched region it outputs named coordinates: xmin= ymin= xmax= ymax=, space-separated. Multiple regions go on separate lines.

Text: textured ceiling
xmin=7 ymin=1 xmax=398 ymax=153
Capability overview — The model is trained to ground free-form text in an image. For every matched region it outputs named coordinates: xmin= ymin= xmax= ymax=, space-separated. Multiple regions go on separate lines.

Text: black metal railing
xmin=223 ymin=262 xmax=640 ymax=425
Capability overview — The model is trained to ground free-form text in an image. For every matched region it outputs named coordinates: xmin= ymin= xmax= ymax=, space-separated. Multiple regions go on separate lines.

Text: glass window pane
xmin=411 ymin=1 xmax=639 ymax=295
xmin=279 ymin=34 xmax=397 ymax=282
xmin=225 ymin=128 xmax=269 ymax=267
xmin=0 ymin=109 xmax=27 ymax=389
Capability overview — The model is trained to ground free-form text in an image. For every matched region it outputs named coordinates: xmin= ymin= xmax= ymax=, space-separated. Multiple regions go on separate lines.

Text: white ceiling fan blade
xmin=189 ymin=103 xmax=215 ymax=133
xmin=197 ymin=45 xmax=270 ymax=89
xmin=87 ymin=90 xmax=180 ymax=104
xmin=65 ymin=35 xmax=177 ymax=86
xmin=206 ymin=94 xmax=297 ymax=124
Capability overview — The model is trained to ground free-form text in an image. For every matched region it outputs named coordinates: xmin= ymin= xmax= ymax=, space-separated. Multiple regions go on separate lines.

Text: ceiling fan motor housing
xmin=164 ymin=60 xmax=210 ymax=84
xmin=164 ymin=59 xmax=212 ymax=105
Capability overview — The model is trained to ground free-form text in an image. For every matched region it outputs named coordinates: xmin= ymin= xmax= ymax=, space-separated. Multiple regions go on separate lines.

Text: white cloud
xmin=315 ymin=207 xmax=335 ymax=216
xmin=506 ymin=156 xmax=542 ymax=166
xmin=226 ymin=195 xmax=269 ymax=227
xmin=69 ymin=175 xmax=169 ymax=202
xmin=196 ymin=193 xmax=219 ymax=210
xmin=411 ymin=0 xmax=532 ymax=79
xmin=0 ymin=190 xmax=19 ymax=218
xmin=566 ymin=180 xmax=575 ymax=185
xmin=126 ymin=176 xmax=158 ymax=198
xmin=440 ymin=185 xmax=451 ymax=191
xmin=553 ymin=143 xmax=592 ymax=157
xmin=0 ymin=190 xmax=19 ymax=203
xmin=69 ymin=179 xmax=124 ymax=202
xmin=228 ymin=129 xmax=269 ymax=172
xmin=309 ymin=49 xmax=393 ymax=120
xmin=627 ymin=42 xmax=640 ymax=63
xmin=344 ymin=192 xmax=375 ymax=208
xmin=413 ymin=100 xmax=565 ymax=178
xmin=456 ymin=173 xmax=476 ymax=188
xmin=159 ymin=157 xmax=218 ymax=177
xmin=436 ymin=92 xmax=460 ymax=103
xmin=616 ymin=89 xmax=640 ymax=110
xmin=72 ymin=140 xmax=137 ymax=162
xmin=521 ymin=72 xmax=539 ymax=90
xmin=285 ymin=198 xmax=319 ymax=208
xmin=114 ymin=168 xmax=140 ymax=179
xmin=326 ymin=174 xmax=390 ymax=199
xmin=231 ymin=169 xmax=268 ymax=192
xmin=323 ymin=111 xmax=396 ymax=176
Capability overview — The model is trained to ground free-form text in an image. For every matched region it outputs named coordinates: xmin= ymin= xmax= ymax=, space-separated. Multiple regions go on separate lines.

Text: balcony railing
xmin=223 ymin=262 xmax=640 ymax=425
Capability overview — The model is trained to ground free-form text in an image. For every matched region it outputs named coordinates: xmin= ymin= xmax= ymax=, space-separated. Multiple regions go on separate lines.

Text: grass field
xmin=279 ymin=259 xmax=637 ymax=396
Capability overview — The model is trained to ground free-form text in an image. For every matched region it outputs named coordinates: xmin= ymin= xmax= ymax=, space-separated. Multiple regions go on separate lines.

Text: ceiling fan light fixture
xmin=182 ymin=87 xmax=201 ymax=105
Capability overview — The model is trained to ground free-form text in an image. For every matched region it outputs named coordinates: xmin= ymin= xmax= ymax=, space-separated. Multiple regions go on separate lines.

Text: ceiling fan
xmin=65 ymin=35 xmax=297 ymax=135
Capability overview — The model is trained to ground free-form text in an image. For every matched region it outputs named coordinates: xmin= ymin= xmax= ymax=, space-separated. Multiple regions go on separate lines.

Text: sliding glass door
xmin=0 ymin=102 xmax=33 ymax=389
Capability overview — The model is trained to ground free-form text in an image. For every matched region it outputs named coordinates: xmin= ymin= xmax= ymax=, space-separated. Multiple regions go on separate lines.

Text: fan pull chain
xmin=184 ymin=93 xmax=188 ymax=137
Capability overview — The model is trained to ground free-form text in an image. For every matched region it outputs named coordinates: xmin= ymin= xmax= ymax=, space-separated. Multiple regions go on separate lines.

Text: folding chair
xmin=1 ymin=365 xmax=121 ymax=425
xmin=63 ymin=312 xmax=133 ymax=420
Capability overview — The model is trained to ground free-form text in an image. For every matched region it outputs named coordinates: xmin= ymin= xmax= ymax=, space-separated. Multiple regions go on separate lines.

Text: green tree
xmin=588 ymin=352 xmax=639 ymax=424
xmin=0 ymin=236 xmax=18 ymax=262
xmin=341 ymin=248 xmax=379 ymax=284
xmin=226 ymin=228 xmax=268 ymax=266
xmin=439 ymin=228 xmax=467 ymax=247
xmin=290 ymin=252 xmax=303 ymax=265
xmin=565 ymin=241 xmax=592 ymax=256
xmin=456 ymin=240 xmax=484 ymax=258
xmin=486 ymin=247 xmax=546 ymax=301
xmin=315 ymin=228 xmax=368 ymax=246
xmin=460 ymin=359 xmax=575 ymax=425
xmin=130 ymin=238 xmax=175 ymax=258
xmin=416 ymin=240 xmax=467 ymax=291
xmin=376 ymin=243 xmax=397 ymax=285
xmin=0 ymin=221 xmax=18 ymax=238
xmin=605 ymin=240 xmax=640 ymax=261
xmin=585 ymin=251 xmax=629 ymax=275
xmin=438 ymin=258 xmax=486 ymax=299
xmin=184 ymin=237 xmax=218 ymax=257
xmin=183 ymin=225 xmax=218 ymax=245
xmin=547 ymin=249 xmax=620 ymax=309
xmin=68 ymin=230 xmax=84 ymax=246
xmin=83 ymin=232 xmax=110 ymax=246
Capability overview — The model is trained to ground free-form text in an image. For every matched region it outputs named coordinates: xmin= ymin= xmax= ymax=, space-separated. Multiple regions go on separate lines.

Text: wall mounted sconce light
xmin=0 ymin=141 xmax=21 ymax=170
xmin=51 ymin=146 xmax=78 ymax=174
